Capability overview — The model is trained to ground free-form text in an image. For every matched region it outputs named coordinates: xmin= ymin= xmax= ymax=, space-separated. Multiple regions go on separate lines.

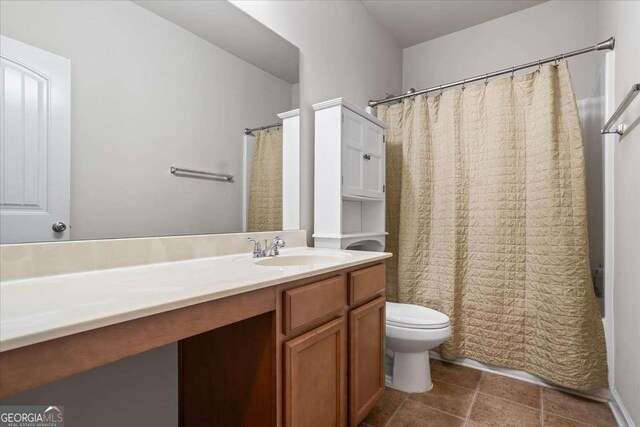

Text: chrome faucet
xmin=247 ymin=236 xmax=286 ymax=258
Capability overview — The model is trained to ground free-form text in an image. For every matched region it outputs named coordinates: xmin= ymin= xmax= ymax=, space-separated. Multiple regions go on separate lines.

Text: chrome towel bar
xmin=170 ymin=166 xmax=234 ymax=182
xmin=602 ymin=83 xmax=640 ymax=136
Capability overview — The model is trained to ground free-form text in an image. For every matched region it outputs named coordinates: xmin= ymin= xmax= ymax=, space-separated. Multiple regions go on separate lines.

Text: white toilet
xmin=385 ymin=302 xmax=452 ymax=393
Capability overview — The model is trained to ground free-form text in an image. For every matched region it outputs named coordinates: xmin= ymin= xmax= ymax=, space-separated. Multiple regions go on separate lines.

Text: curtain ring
xmin=439 ymin=85 xmax=443 ymax=96
xmin=461 ymin=79 xmax=466 ymax=90
xmin=537 ymin=59 xmax=542 ymax=72
xmin=510 ymin=67 xmax=515 ymax=79
xmin=484 ymin=74 xmax=489 ymax=86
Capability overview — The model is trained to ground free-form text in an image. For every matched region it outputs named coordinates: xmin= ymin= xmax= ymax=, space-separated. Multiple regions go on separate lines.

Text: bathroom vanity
xmin=0 ymin=2 xmax=393 ymax=425
xmin=0 ymin=234 xmax=390 ymax=426
xmin=181 ymin=260 xmax=386 ymax=426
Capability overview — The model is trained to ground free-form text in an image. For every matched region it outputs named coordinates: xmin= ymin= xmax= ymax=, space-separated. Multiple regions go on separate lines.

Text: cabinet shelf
xmin=313 ymin=232 xmax=388 ymax=239
xmin=313 ymin=232 xmax=388 ymax=251
xmin=342 ymin=194 xmax=385 ymax=202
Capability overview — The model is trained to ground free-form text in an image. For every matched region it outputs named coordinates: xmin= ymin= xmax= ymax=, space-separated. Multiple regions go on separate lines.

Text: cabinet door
xmin=349 ymin=297 xmax=385 ymax=426
xmin=362 ymin=123 xmax=385 ymax=200
xmin=284 ymin=317 xmax=347 ymax=427
xmin=342 ymin=108 xmax=365 ymax=198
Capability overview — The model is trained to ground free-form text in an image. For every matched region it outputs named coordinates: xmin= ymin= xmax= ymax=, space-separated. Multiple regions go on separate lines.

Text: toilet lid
xmin=386 ymin=302 xmax=450 ymax=329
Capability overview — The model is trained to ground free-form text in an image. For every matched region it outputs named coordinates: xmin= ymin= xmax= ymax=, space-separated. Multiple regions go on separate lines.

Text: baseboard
xmin=429 ymin=351 xmax=610 ymax=402
xmin=609 ymin=387 xmax=636 ymax=427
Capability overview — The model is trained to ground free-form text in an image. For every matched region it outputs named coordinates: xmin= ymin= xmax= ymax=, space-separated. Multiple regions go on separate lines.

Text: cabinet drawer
xmin=348 ymin=264 xmax=385 ymax=305
xmin=283 ymin=276 xmax=346 ymax=334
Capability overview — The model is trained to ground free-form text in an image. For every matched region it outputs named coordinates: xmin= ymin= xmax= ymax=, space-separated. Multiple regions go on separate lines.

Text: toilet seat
xmin=386 ymin=302 xmax=450 ymax=330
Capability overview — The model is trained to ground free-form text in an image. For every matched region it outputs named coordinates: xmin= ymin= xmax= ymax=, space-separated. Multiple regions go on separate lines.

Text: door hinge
xmin=341 ymin=176 xmax=344 ymax=185
xmin=342 ymin=113 xmax=344 ymax=123
xmin=383 ymin=184 xmax=386 ymax=192
xmin=383 ymin=135 xmax=386 ymax=143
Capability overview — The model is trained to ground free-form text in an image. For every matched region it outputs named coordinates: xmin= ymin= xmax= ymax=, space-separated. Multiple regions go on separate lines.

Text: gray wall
xmin=1 ymin=344 xmax=179 ymax=426
xmin=231 ymin=0 xmax=404 ymax=243
xmin=402 ymin=0 xmax=605 ymax=282
xmin=0 ymin=0 xmax=293 ymax=241
xmin=0 ymin=1 xmax=292 ymax=425
xmin=599 ymin=1 xmax=640 ymax=424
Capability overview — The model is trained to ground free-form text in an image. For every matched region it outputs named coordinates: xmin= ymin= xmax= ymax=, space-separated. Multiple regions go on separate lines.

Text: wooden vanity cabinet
xmin=1 ymin=257 xmax=387 ymax=427
xmin=179 ymin=312 xmax=276 ymax=427
xmin=284 ymin=317 xmax=347 ymax=427
xmin=177 ymin=261 xmax=386 ymax=427
xmin=283 ymin=275 xmax=347 ymax=334
xmin=279 ymin=262 xmax=386 ymax=427
xmin=349 ymin=297 xmax=385 ymax=426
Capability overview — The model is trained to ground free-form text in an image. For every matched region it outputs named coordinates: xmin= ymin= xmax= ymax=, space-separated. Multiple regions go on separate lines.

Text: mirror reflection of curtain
xmin=378 ymin=62 xmax=607 ymax=391
xmin=248 ymin=128 xmax=283 ymax=232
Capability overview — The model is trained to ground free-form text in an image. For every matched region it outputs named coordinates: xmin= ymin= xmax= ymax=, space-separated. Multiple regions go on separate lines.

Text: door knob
xmin=52 ymin=222 xmax=67 ymax=232
xmin=363 ymin=153 xmax=371 ymax=160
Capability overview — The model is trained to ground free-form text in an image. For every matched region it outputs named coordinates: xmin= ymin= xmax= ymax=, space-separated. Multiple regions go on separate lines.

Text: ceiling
xmin=362 ymin=0 xmax=546 ymax=48
xmin=134 ymin=1 xmax=299 ymax=84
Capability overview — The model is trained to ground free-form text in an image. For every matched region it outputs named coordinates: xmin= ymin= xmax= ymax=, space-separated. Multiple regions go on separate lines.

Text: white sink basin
xmin=254 ymin=254 xmax=348 ymax=267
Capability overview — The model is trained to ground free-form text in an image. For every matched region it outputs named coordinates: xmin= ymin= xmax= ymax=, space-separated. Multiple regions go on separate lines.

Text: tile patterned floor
xmin=360 ymin=360 xmax=617 ymax=427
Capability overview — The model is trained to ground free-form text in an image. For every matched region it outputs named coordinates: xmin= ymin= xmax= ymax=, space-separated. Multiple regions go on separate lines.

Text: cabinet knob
xmin=363 ymin=153 xmax=371 ymax=160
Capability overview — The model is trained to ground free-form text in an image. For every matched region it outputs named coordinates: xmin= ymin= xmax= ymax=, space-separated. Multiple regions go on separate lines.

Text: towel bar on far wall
xmin=170 ymin=166 xmax=234 ymax=182
xmin=602 ymin=83 xmax=640 ymax=136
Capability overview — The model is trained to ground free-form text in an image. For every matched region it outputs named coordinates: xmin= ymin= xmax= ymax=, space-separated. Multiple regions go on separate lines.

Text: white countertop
xmin=0 ymin=247 xmax=391 ymax=352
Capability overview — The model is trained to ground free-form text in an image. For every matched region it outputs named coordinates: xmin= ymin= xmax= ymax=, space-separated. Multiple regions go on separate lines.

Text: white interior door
xmin=0 ymin=35 xmax=70 ymax=243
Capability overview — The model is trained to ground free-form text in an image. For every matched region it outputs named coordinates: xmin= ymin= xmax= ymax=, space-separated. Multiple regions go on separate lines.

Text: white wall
xmin=0 ymin=0 xmax=292 ymax=241
xmin=598 ymin=2 xmax=640 ymax=424
xmin=231 ymin=0 xmax=403 ymax=242
xmin=402 ymin=1 xmax=602 ymax=100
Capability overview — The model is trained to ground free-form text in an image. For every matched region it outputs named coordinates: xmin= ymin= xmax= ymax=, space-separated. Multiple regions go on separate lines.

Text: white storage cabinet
xmin=313 ymin=98 xmax=388 ymax=250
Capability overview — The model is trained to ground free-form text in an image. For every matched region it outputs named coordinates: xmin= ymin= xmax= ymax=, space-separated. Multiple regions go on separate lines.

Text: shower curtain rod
xmin=368 ymin=37 xmax=615 ymax=107
xmin=244 ymin=122 xmax=282 ymax=135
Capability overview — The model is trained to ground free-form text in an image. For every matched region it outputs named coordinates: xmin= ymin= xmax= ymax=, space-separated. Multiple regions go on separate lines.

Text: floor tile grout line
xmin=540 ymin=385 xmax=544 ymax=427
xmin=476 ymin=377 xmax=609 ymax=426
xmin=475 ymin=391 xmax=542 ymax=412
xmin=383 ymin=391 xmax=410 ymax=427
xmin=378 ymin=365 xmax=613 ymax=427
xmin=551 ymin=413 xmax=604 ymax=427
xmin=462 ymin=372 xmax=482 ymax=426
xmin=542 ymin=409 xmax=603 ymax=427
xmin=402 ymin=397 xmax=467 ymax=422
xmin=405 ymin=392 xmax=472 ymax=421
xmin=430 ymin=377 xmax=482 ymax=392
xmin=541 ymin=389 xmax=609 ymax=427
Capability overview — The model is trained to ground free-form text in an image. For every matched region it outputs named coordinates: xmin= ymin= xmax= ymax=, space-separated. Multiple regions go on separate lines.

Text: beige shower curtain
xmin=248 ymin=128 xmax=282 ymax=232
xmin=378 ymin=62 xmax=607 ymax=391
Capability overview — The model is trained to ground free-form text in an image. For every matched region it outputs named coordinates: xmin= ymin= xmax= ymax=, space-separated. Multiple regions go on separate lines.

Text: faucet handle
xmin=246 ymin=237 xmax=263 ymax=255
xmin=267 ymin=236 xmax=286 ymax=256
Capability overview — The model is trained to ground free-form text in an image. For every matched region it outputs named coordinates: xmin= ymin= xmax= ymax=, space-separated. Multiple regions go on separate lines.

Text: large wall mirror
xmin=0 ymin=0 xmax=300 ymax=244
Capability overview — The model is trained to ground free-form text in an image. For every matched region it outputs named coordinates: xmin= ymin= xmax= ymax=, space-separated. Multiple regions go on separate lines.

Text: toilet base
xmin=388 ymin=350 xmax=432 ymax=393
